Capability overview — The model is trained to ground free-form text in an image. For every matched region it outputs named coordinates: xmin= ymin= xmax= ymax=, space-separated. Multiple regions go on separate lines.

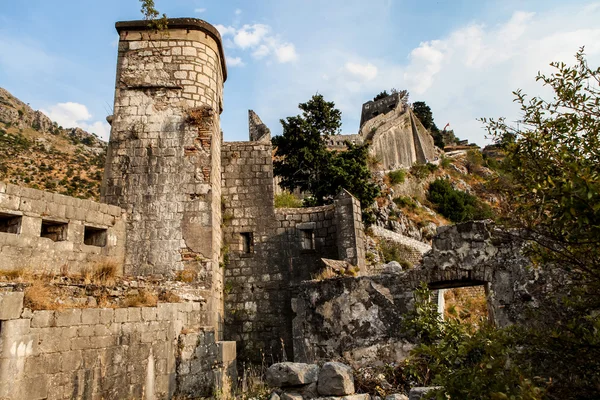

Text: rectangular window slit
xmin=41 ymin=220 xmax=68 ymax=242
xmin=84 ymin=226 xmax=108 ymax=247
xmin=0 ymin=213 xmax=22 ymax=235
xmin=301 ymin=229 xmax=314 ymax=250
xmin=241 ymin=232 xmax=254 ymax=254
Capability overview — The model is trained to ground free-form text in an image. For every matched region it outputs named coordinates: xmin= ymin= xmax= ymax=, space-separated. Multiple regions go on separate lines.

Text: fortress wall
xmin=0 ymin=292 xmax=236 ymax=400
xmin=0 ymin=182 xmax=125 ymax=274
xmin=222 ymin=142 xmax=366 ymax=363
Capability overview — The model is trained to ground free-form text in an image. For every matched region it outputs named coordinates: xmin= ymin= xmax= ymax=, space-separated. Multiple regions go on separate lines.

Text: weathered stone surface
xmin=386 ymin=394 xmax=409 ymax=400
xmin=317 ymin=395 xmax=370 ymax=400
xmin=408 ymin=387 xmax=441 ymax=400
xmin=281 ymin=393 xmax=304 ymax=400
xmin=269 ymin=393 xmax=281 ymax=400
xmin=266 ymin=363 xmax=320 ymax=387
xmin=317 ymin=362 xmax=354 ymax=396
xmin=0 ymin=291 xmax=24 ymax=320
xmin=382 ymin=261 xmax=403 ymax=274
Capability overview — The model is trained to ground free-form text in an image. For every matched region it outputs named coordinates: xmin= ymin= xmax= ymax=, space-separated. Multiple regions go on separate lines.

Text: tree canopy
xmin=272 ymin=94 xmax=380 ymax=222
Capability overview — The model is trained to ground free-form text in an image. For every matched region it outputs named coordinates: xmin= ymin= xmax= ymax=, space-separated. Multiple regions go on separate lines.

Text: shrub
xmin=465 ymin=149 xmax=484 ymax=174
xmin=122 ymin=289 xmax=158 ymax=307
xmin=440 ymin=155 xmax=451 ymax=169
xmin=387 ymin=170 xmax=406 ymax=185
xmin=24 ymin=282 xmax=57 ymax=310
xmin=410 ymin=162 xmax=438 ymax=180
xmin=393 ymin=196 xmax=417 ymax=209
xmin=379 ymin=240 xmax=414 ymax=267
xmin=274 ymin=191 xmax=303 ymax=208
xmin=427 ymin=178 xmax=493 ymax=222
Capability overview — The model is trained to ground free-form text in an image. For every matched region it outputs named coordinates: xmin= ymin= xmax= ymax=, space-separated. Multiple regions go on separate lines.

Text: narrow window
xmin=41 ymin=220 xmax=68 ymax=242
xmin=241 ymin=232 xmax=254 ymax=254
xmin=0 ymin=213 xmax=22 ymax=234
xmin=301 ymin=229 xmax=314 ymax=250
xmin=84 ymin=226 xmax=107 ymax=247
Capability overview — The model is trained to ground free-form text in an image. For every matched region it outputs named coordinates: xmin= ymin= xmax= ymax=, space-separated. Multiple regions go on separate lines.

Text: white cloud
xmin=234 ymin=24 xmax=270 ymax=49
xmin=227 ymin=56 xmax=245 ymax=67
xmin=275 ymin=43 xmax=298 ymax=63
xmin=345 ymin=62 xmax=378 ymax=81
xmin=194 ymin=8 xmax=206 ymax=13
xmin=215 ymin=24 xmax=236 ymax=37
xmin=42 ymin=102 xmax=110 ymax=141
xmin=235 ymin=9 xmax=242 ymax=15
xmin=215 ymin=23 xmax=298 ymax=64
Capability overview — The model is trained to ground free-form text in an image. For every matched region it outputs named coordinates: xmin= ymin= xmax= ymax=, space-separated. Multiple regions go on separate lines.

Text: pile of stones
xmin=266 ymin=362 xmax=437 ymax=400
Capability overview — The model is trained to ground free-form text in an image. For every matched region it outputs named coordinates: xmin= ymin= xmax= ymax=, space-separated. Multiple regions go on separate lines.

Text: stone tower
xmin=101 ymin=18 xmax=227 ymax=328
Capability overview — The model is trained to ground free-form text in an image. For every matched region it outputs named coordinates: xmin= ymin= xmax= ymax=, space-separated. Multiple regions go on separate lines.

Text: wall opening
xmin=300 ymin=229 xmax=315 ymax=251
xmin=433 ymin=284 xmax=490 ymax=328
xmin=84 ymin=226 xmax=107 ymax=247
xmin=0 ymin=213 xmax=22 ymax=234
xmin=241 ymin=232 xmax=254 ymax=254
xmin=41 ymin=220 xmax=68 ymax=242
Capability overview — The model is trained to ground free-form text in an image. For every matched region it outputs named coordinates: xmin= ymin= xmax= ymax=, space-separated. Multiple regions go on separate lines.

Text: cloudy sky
xmin=1 ymin=1 xmax=599 ymax=144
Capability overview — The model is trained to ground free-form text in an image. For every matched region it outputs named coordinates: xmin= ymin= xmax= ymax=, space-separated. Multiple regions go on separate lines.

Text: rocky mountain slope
xmin=0 ymin=88 xmax=107 ymax=200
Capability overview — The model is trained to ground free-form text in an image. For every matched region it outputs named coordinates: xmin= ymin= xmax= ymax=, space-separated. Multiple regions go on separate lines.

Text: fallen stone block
xmin=0 ymin=291 xmax=24 ymax=320
xmin=317 ymin=394 xmax=370 ymax=400
xmin=282 ymin=382 xmax=318 ymax=399
xmin=409 ymin=387 xmax=441 ymax=400
xmin=317 ymin=362 xmax=354 ymax=396
xmin=386 ymin=394 xmax=409 ymax=400
xmin=281 ymin=393 xmax=304 ymax=400
xmin=267 ymin=362 xmax=320 ymax=387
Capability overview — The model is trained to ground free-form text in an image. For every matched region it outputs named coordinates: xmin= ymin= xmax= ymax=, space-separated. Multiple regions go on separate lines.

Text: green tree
xmin=273 ymin=94 xmax=380 ymax=221
xmin=139 ymin=0 xmax=168 ymax=31
xmin=373 ymin=90 xmax=390 ymax=101
xmin=413 ymin=101 xmax=445 ymax=149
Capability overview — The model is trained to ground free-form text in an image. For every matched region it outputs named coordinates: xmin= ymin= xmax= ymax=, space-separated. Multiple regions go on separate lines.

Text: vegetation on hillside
xmin=0 ymin=89 xmax=106 ymax=200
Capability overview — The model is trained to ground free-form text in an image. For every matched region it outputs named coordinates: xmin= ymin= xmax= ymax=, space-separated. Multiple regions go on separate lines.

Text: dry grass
xmin=80 ymin=262 xmax=119 ymax=285
xmin=122 ymin=289 xmax=158 ymax=308
xmin=24 ymin=281 xmax=59 ymax=310
xmin=159 ymin=290 xmax=182 ymax=303
xmin=175 ymin=268 xmax=198 ymax=283
xmin=444 ymin=286 xmax=488 ymax=330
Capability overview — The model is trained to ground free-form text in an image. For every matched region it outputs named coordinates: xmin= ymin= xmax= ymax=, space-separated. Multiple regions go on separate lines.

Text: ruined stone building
xmin=325 ymin=92 xmax=439 ymax=170
xmin=0 ymin=17 xmax=550 ymax=400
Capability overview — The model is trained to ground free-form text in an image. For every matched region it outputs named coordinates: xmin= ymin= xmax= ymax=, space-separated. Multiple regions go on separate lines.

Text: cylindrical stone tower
xmin=101 ymin=18 xmax=227 ymax=328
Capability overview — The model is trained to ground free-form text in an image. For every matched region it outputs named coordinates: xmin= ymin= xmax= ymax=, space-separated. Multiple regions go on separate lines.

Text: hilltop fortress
xmin=0 ymin=18 xmax=551 ymax=399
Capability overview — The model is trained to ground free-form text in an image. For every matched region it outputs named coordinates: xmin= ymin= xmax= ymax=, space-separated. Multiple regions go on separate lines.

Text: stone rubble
xmin=267 ymin=361 xmax=413 ymax=400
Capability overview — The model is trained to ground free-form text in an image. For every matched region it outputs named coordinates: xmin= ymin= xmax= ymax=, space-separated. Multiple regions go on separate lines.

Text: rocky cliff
xmin=0 ymin=88 xmax=106 ymax=199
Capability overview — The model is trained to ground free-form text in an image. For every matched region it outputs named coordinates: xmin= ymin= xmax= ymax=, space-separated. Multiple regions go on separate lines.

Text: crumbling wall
xmin=0 ymin=291 xmax=236 ymax=400
xmin=101 ymin=18 xmax=227 ymax=333
xmin=293 ymin=221 xmax=551 ymax=366
xmin=0 ymin=182 xmax=125 ymax=274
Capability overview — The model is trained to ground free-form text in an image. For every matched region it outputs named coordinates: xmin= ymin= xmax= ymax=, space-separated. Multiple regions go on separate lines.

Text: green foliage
xmin=410 ymin=162 xmax=438 ymax=180
xmin=405 ymin=284 xmax=546 ymax=400
xmin=480 ymin=49 xmax=600 ymax=398
xmin=274 ymin=191 xmax=303 ymax=208
xmin=379 ymin=240 xmax=414 ymax=268
xmin=273 ymin=94 xmax=380 ymax=223
xmin=139 ymin=0 xmax=168 ymax=31
xmin=465 ymin=149 xmax=484 ymax=174
xmin=387 ymin=169 xmax=406 ymax=185
xmin=427 ymin=178 xmax=493 ymax=222
xmin=440 ymin=155 xmax=451 ymax=169
xmin=393 ymin=195 xmax=417 ymax=209
xmin=373 ymin=90 xmax=390 ymax=101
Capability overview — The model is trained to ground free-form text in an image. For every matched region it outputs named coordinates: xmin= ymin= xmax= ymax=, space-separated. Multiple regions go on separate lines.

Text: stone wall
xmin=101 ymin=18 xmax=227 ymax=334
xmin=360 ymin=93 xmax=401 ymax=128
xmin=0 ymin=291 xmax=236 ymax=400
xmin=222 ymin=137 xmax=368 ymax=364
xmin=292 ymin=221 xmax=552 ymax=366
xmin=0 ymin=182 xmax=125 ymax=274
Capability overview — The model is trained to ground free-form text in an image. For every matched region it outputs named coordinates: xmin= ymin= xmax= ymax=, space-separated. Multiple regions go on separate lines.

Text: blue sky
xmin=1 ymin=1 xmax=599 ymax=144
